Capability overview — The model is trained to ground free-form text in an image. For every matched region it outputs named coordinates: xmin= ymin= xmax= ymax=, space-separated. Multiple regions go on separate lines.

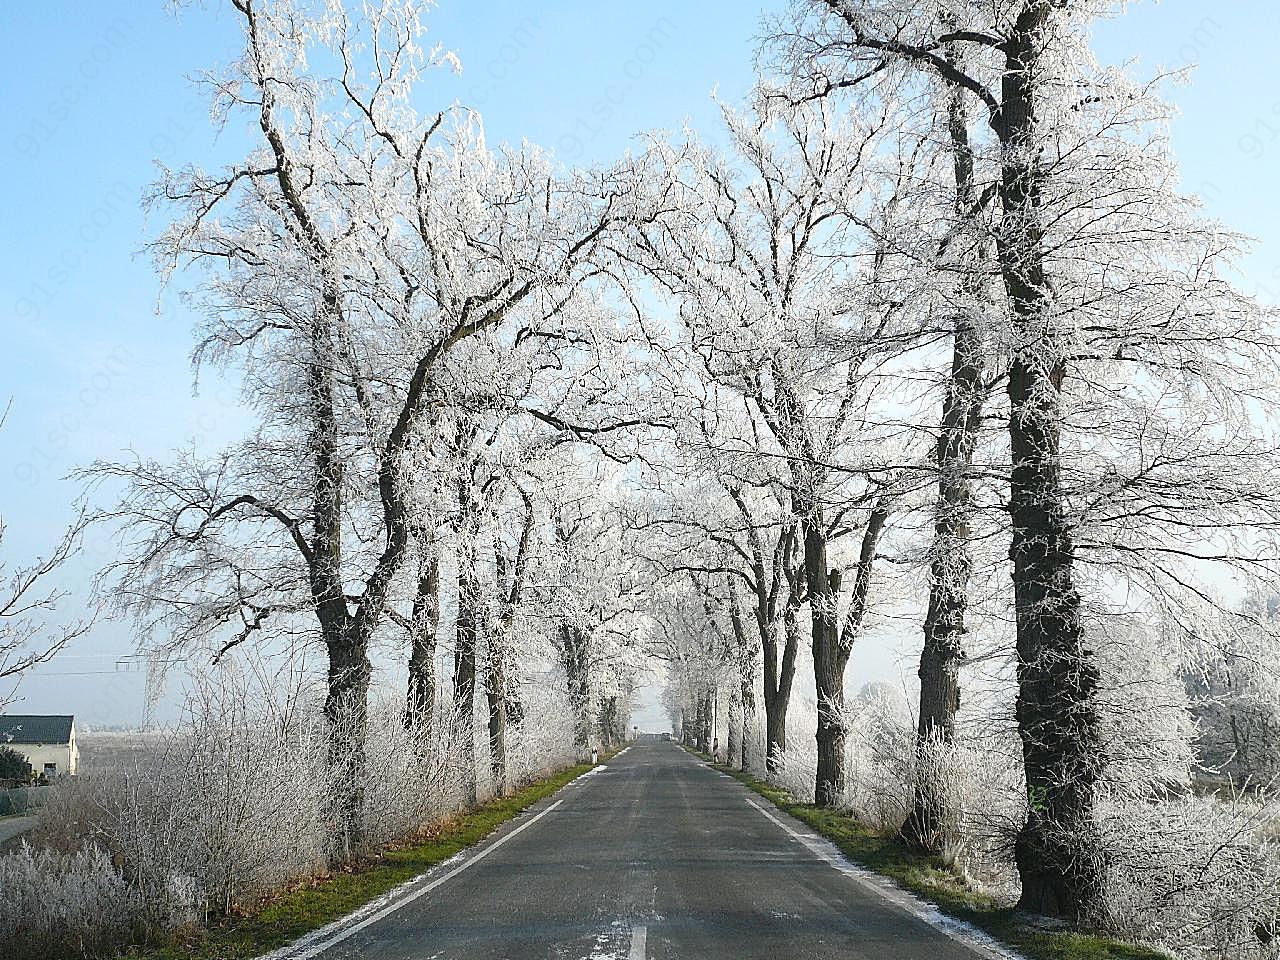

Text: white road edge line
xmin=744 ymin=799 xmax=1021 ymax=960
xmin=629 ymin=924 xmax=647 ymax=960
xmin=260 ymin=799 xmax=565 ymax=960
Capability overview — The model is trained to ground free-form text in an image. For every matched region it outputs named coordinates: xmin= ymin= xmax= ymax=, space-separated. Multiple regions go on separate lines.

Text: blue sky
xmin=2 ymin=1 xmax=1277 ymax=726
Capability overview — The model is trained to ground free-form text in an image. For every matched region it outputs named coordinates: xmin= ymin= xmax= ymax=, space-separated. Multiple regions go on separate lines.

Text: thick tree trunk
xmin=996 ymin=4 xmax=1106 ymax=921
xmin=763 ymin=602 xmax=800 ymax=773
xmin=560 ymin=623 xmax=593 ymax=756
xmin=454 ymin=564 xmax=479 ymax=805
xmin=727 ymin=581 xmax=757 ymax=772
xmin=306 ymin=316 xmax=375 ymax=860
xmin=323 ymin=623 xmax=372 ymax=859
xmin=726 ymin=692 xmax=741 ymax=767
xmin=485 ymin=644 xmax=508 ymax=795
xmin=802 ymin=496 xmax=888 ymax=808
xmin=405 ymin=555 xmax=440 ymax=755
xmin=800 ymin=505 xmax=846 ymax=807
xmin=699 ymin=692 xmax=706 ymax=752
xmin=903 ymin=79 xmax=988 ymax=854
xmin=834 ymin=0 xmax=1106 ymax=921
xmin=599 ymin=695 xmax=621 ymax=750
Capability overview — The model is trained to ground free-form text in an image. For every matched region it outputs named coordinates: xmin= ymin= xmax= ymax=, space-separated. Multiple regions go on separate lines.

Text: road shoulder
xmin=688 ymin=751 xmax=1169 ymax=960
xmin=121 ymin=755 xmax=614 ymax=960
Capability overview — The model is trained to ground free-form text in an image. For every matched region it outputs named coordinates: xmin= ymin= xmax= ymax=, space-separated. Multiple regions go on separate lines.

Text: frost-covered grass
xmin=697 ymin=752 xmax=1169 ymax=960
xmin=0 ymin=844 xmax=155 ymax=960
xmin=120 ymin=757 xmax=602 ymax=960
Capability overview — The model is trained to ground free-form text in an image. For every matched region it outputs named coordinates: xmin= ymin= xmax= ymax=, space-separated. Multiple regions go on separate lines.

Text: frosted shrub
xmin=839 ymin=683 xmax=915 ymax=832
xmin=162 ymin=686 xmax=330 ymax=914
xmin=773 ymin=698 xmax=819 ymax=802
xmin=505 ymin=682 xmax=576 ymax=788
xmin=742 ymin=715 xmax=768 ymax=777
xmin=363 ymin=696 xmax=468 ymax=845
xmin=911 ymin=732 xmax=1024 ymax=888
xmin=15 ymin=659 xmax=589 ymax=957
xmin=0 ymin=843 xmax=157 ymax=960
xmin=1103 ymin=792 xmax=1280 ymax=960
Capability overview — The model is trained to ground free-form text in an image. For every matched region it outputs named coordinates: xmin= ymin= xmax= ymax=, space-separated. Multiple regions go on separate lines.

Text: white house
xmin=0 ymin=715 xmax=79 ymax=777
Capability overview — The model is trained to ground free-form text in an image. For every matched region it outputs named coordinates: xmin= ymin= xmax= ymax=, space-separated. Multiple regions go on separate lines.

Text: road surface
xmin=280 ymin=740 xmax=1002 ymax=960
xmin=0 ymin=814 xmax=38 ymax=850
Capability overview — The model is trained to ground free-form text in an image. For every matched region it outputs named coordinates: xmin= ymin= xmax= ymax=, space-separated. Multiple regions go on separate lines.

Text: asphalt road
xmin=0 ymin=814 xmax=38 ymax=850
xmin=285 ymin=740 xmax=1000 ymax=960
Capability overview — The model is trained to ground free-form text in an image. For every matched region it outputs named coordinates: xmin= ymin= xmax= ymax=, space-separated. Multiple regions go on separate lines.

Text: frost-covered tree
xmin=628 ymin=91 xmax=917 ymax=805
xmin=773 ymin=0 xmax=1280 ymax=921
xmin=0 ymin=516 xmax=92 ymax=709
xmin=547 ymin=480 xmax=648 ymax=756
xmin=1 ymin=407 xmax=95 ymax=707
xmin=87 ymin=0 xmax=644 ymax=855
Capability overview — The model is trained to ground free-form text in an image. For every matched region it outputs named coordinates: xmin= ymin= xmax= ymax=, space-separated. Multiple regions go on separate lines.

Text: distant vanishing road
xmin=276 ymin=740 xmax=1002 ymax=960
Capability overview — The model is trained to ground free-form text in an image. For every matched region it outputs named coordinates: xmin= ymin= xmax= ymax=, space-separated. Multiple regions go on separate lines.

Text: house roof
xmin=0 ymin=715 xmax=74 ymax=745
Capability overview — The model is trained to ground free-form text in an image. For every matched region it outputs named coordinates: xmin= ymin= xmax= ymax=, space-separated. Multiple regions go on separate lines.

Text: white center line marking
xmin=629 ymin=924 xmax=647 ymax=960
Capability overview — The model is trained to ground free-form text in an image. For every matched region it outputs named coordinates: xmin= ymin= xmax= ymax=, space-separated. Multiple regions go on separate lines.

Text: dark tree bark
xmin=304 ymin=303 xmax=379 ymax=858
xmin=454 ymin=586 xmax=478 ymax=804
xmin=798 ymin=489 xmax=889 ymax=808
xmin=799 ymin=498 xmax=843 ymax=806
xmin=559 ymin=622 xmax=593 ymax=756
xmin=485 ymin=494 xmax=534 ymax=797
xmin=815 ymin=0 xmax=1109 ymax=922
xmin=765 ymin=596 xmax=802 ymax=772
xmin=902 ymin=75 xmax=991 ymax=854
xmin=727 ymin=492 xmax=800 ymax=773
xmin=727 ymin=580 xmax=756 ymax=772
xmin=599 ymin=695 xmax=622 ymax=750
xmin=695 ymin=688 xmax=713 ymax=753
xmin=454 ymin=481 xmax=480 ymax=804
xmin=320 ymin=616 xmax=371 ymax=859
xmin=405 ymin=554 xmax=440 ymax=753
xmin=996 ymin=5 xmax=1106 ymax=919
xmin=750 ymin=359 xmax=890 ymax=805
xmin=484 ymin=653 xmax=508 ymax=794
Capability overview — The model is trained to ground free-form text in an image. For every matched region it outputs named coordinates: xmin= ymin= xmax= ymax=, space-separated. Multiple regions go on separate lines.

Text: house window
xmin=43 ymin=763 xmax=57 ymax=775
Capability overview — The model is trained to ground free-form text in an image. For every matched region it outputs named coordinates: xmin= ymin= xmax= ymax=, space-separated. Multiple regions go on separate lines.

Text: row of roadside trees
xmin=8 ymin=0 xmax=1270 ymax=943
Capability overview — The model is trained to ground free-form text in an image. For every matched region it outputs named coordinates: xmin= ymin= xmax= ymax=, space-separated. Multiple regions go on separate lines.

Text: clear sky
xmin=2 ymin=1 xmax=1277 ymax=727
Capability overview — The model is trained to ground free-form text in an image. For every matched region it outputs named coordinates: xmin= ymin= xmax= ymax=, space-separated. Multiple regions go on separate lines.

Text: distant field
xmin=78 ymin=731 xmax=170 ymax=774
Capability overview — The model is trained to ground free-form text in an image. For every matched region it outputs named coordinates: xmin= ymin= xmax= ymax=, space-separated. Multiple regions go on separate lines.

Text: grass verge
xmin=126 ymin=757 xmax=606 ymax=960
xmin=693 ymin=752 xmax=1167 ymax=960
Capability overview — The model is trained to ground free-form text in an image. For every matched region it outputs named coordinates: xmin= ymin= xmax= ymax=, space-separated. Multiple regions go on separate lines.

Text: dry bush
xmin=1102 ymin=792 xmax=1280 ymax=960
xmin=742 ymin=715 xmax=768 ymax=777
xmin=0 ymin=843 xmax=160 ymax=960
xmin=363 ymin=695 xmax=469 ymax=845
xmin=504 ymin=681 xmax=576 ymax=788
xmin=904 ymin=729 xmax=1024 ymax=887
xmin=839 ymin=683 xmax=916 ymax=832
xmin=766 ymin=697 xmax=816 ymax=801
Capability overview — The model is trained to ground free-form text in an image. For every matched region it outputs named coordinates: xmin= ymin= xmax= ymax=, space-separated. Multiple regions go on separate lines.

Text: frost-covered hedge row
xmin=765 ymin=687 xmax=1280 ymax=960
xmin=0 ymin=677 xmax=577 ymax=960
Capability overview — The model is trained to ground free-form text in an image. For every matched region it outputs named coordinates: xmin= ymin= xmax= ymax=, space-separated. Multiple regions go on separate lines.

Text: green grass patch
xmin=125 ymin=759 xmax=604 ymax=960
xmin=695 ymin=752 xmax=1167 ymax=960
